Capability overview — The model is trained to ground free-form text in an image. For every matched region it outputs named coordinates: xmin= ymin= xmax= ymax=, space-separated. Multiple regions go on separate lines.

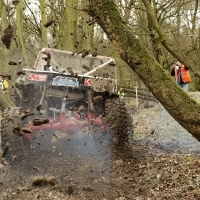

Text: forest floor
xmin=1 ymin=92 xmax=200 ymax=200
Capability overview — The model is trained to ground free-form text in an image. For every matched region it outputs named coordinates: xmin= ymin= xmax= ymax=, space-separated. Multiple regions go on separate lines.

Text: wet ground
xmin=1 ymin=93 xmax=200 ymax=199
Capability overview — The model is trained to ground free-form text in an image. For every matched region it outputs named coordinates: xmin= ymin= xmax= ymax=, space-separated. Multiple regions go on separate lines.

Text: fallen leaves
xmin=44 ymin=20 xmax=55 ymax=28
xmin=1 ymin=24 xmax=13 ymax=49
xmin=12 ymin=0 xmax=20 ymax=6
xmin=67 ymin=185 xmax=74 ymax=195
xmin=31 ymin=176 xmax=58 ymax=187
xmin=0 ymin=157 xmax=6 ymax=166
xmin=77 ymin=105 xmax=86 ymax=115
xmin=1 ymin=143 xmax=9 ymax=158
xmin=20 ymin=110 xmax=34 ymax=120
xmin=8 ymin=61 xmax=17 ymax=65
xmin=21 ymin=127 xmax=32 ymax=133
xmin=12 ymin=155 xmax=17 ymax=162
xmin=82 ymin=185 xmax=95 ymax=191
xmin=42 ymin=52 xmax=51 ymax=68
xmin=36 ymin=103 xmax=42 ymax=112
xmin=16 ymin=71 xmax=26 ymax=76
xmin=33 ymin=167 xmax=40 ymax=172
xmin=66 ymin=67 xmax=75 ymax=76
xmin=93 ymin=96 xmax=103 ymax=104
xmin=82 ymin=64 xmax=90 ymax=71
xmin=32 ymin=118 xmax=49 ymax=126
xmin=81 ymin=49 xmax=90 ymax=58
xmin=92 ymin=47 xmax=98 ymax=57
xmin=13 ymin=125 xmax=23 ymax=136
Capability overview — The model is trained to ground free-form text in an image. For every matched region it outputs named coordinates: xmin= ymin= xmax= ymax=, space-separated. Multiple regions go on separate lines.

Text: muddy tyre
xmin=105 ymin=96 xmax=133 ymax=148
xmin=1 ymin=107 xmax=27 ymax=163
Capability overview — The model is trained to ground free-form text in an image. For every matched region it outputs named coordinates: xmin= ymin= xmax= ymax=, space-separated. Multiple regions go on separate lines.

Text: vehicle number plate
xmin=52 ymin=76 xmax=79 ymax=87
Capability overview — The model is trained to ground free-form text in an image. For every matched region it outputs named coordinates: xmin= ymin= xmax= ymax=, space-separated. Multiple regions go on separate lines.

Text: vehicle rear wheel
xmin=105 ymin=96 xmax=133 ymax=149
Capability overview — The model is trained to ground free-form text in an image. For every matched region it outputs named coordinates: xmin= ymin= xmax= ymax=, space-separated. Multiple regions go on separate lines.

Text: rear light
xmin=28 ymin=73 xmax=47 ymax=81
xmin=84 ymin=78 xmax=92 ymax=86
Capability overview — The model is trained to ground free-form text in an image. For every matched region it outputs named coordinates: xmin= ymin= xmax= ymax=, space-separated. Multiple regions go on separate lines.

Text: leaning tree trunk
xmin=86 ymin=0 xmax=200 ymax=141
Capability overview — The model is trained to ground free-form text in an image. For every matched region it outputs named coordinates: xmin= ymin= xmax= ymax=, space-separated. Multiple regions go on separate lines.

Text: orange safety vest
xmin=175 ymin=65 xmax=191 ymax=83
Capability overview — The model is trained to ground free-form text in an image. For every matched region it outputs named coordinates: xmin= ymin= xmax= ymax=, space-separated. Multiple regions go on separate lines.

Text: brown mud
xmin=1 ymin=93 xmax=200 ymax=199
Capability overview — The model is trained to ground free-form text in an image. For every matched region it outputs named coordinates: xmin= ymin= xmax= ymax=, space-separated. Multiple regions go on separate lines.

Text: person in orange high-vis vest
xmin=171 ymin=61 xmax=191 ymax=92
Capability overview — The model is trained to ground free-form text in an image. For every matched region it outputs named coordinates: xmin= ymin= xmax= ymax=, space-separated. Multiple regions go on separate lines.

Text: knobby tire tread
xmin=105 ymin=97 xmax=133 ymax=149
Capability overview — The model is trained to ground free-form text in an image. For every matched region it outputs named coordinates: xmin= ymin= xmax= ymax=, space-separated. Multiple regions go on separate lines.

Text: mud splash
xmin=0 ymin=126 xmax=118 ymax=198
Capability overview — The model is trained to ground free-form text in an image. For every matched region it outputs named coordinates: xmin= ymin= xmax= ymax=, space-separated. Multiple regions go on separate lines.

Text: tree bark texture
xmin=40 ymin=0 xmax=48 ymax=47
xmin=16 ymin=0 xmax=29 ymax=68
xmin=65 ymin=0 xmax=73 ymax=50
xmin=0 ymin=0 xmax=9 ymax=73
xmin=86 ymin=0 xmax=200 ymax=141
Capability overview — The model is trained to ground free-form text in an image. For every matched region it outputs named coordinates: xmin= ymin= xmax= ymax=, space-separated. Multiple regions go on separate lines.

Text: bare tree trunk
xmin=86 ymin=0 xmax=200 ymax=141
xmin=40 ymin=0 xmax=48 ymax=47
xmin=0 ymin=0 xmax=9 ymax=74
xmin=48 ymin=0 xmax=60 ymax=49
xmin=191 ymin=0 xmax=199 ymax=47
xmin=72 ymin=0 xmax=78 ymax=49
xmin=16 ymin=0 xmax=29 ymax=68
xmin=123 ymin=0 xmax=134 ymax=22
xmin=176 ymin=0 xmax=181 ymax=42
xmin=65 ymin=0 xmax=73 ymax=50
xmin=147 ymin=0 xmax=165 ymax=67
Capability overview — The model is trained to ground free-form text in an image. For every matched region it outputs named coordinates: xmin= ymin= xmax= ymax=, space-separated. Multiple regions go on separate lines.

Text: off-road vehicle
xmin=1 ymin=48 xmax=132 ymax=162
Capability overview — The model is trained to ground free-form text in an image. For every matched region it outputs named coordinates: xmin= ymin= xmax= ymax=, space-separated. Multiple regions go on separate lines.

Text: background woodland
xmin=1 ymin=0 xmax=200 ymax=103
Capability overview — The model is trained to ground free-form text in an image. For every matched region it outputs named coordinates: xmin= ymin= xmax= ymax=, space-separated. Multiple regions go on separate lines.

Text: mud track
xmin=1 ymin=94 xmax=200 ymax=199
